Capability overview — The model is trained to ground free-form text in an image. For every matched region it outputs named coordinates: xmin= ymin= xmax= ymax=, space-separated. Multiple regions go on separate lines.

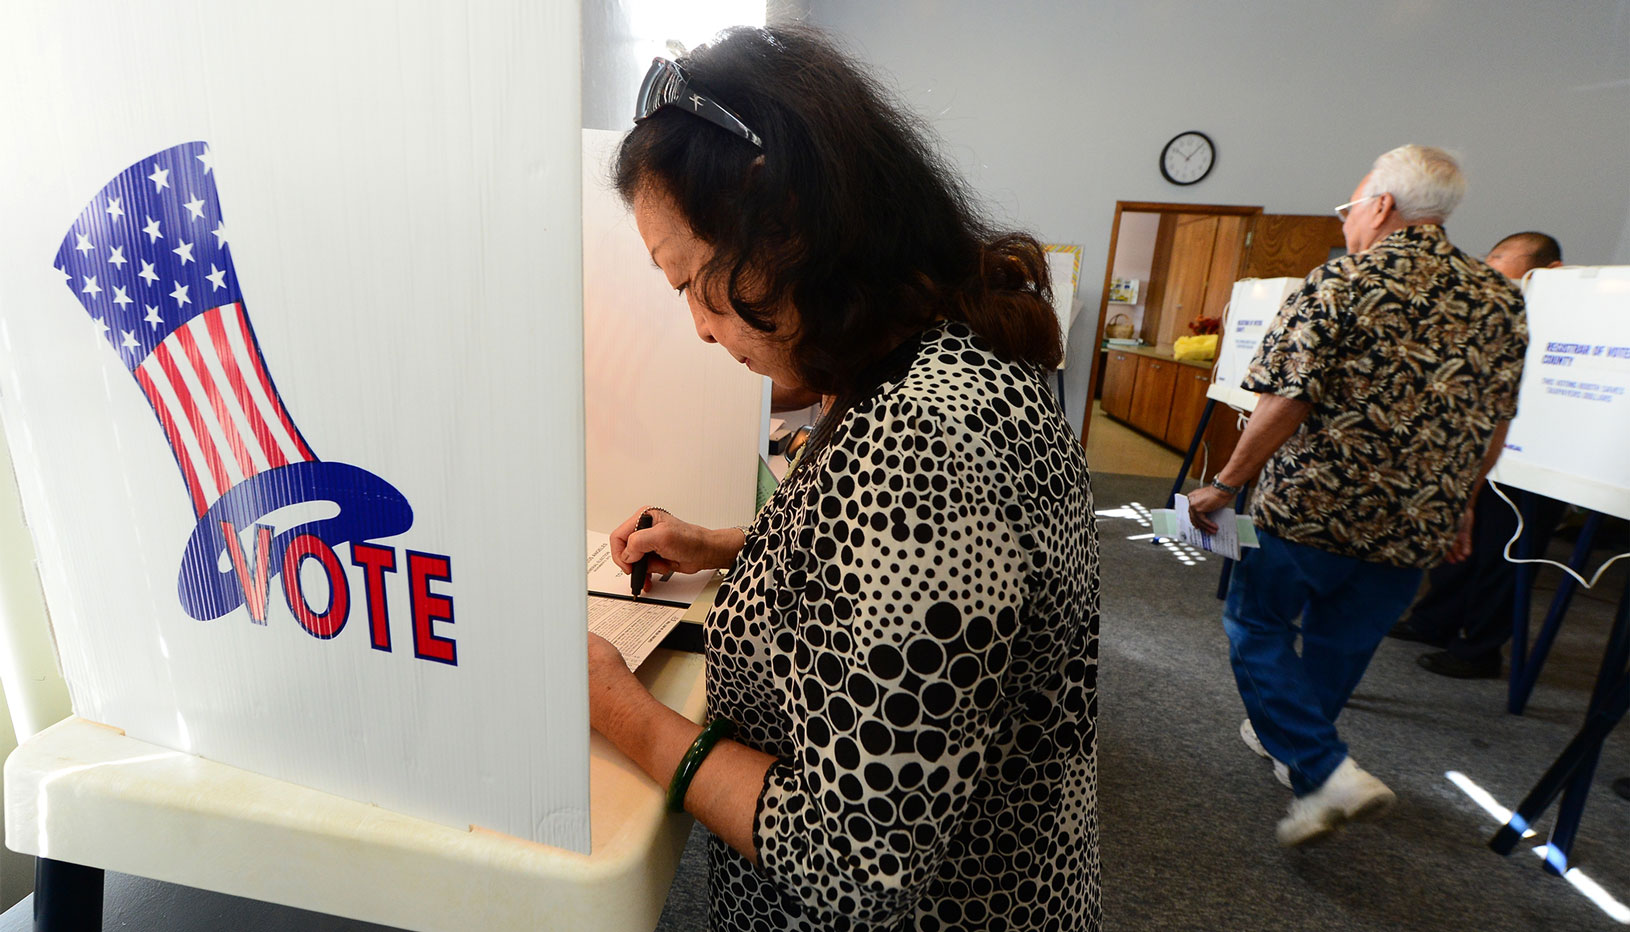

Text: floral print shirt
xmin=1242 ymin=225 xmax=1527 ymax=568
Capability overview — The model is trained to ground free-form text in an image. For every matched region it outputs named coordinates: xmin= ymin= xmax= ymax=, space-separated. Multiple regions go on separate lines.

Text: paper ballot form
xmin=586 ymin=531 xmax=716 ymax=670
xmin=1153 ymin=496 xmax=1261 ymax=560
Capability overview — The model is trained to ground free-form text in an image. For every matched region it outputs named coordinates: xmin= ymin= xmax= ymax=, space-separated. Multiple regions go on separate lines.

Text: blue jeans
xmin=1224 ymin=531 xmax=1422 ymax=796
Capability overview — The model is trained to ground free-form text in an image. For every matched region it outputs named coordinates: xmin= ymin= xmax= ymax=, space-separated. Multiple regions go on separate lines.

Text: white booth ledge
xmin=4 ymin=649 xmax=705 ymax=932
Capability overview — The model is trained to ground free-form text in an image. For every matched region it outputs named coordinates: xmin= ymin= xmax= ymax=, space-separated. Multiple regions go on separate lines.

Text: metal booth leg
xmin=33 ymin=858 xmax=103 ymax=932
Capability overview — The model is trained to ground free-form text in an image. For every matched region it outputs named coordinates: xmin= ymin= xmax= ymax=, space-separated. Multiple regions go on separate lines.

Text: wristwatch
xmin=1210 ymin=478 xmax=1244 ymax=496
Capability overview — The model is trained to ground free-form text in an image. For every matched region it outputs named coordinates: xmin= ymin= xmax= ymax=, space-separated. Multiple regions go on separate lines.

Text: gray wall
xmin=803 ymin=0 xmax=1630 ymax=426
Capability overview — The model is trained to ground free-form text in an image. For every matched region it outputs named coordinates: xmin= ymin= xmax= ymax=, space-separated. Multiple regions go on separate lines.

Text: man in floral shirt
xmin=1187 ymin=145 xmax=1527 ymax=845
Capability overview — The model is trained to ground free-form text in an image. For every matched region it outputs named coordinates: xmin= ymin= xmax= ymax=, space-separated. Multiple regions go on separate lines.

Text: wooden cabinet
xmin=1141 ymin=213 xmax=1251 ymax=350
xmin=1128 ymin=356 xmax=1178 ymax=437
xmin=1099 ymin=350 xmax=1245 ymax=481
xmin=1101 ymin=351 xmax=1137 ymax=421
xmin=1164 ymin=366 xmax=1213 ymax=449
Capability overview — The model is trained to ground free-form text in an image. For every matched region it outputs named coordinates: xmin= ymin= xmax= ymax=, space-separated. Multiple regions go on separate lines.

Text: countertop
xmin=1100 ymin=342 xmax=1216 ymax=372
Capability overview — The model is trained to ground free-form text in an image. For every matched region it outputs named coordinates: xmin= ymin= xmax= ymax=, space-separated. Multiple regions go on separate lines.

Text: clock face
xmin=1160 ymin=131 xmax=1214 ymax=185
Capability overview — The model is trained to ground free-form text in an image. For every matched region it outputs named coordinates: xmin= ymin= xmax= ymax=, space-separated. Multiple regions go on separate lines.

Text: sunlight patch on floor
xmin=1446 ymin=770 xmax=1629 ymax=925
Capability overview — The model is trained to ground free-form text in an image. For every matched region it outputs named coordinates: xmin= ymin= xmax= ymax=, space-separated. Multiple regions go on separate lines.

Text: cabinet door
xmin=1129 ymin=356 xmax=1178 ymax=437
xmin=1201 ymin=215 xmax=1249 ymax=322
xmin=1153 ymin=215 xmax=1217 ymax=348
xmin=1164 ymin=366 xmax=1213 ymax=449
xmin=1241 ymin=214 xmax=1346 ymax=280
xmin=1101 ymin=351 xmax=1138 ymax=421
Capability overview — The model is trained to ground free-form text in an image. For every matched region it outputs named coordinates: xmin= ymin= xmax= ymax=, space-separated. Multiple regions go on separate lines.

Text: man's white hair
xmin=1362 ymin=145 xmax=1465 ymax=222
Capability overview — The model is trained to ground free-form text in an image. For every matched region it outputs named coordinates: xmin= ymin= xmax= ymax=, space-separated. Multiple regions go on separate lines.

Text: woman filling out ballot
xmin=587 ymin=25 xmax=1101 ymax=932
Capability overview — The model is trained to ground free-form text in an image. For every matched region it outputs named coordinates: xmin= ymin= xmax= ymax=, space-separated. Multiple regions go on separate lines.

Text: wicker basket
xmin=1105 ymin=312 xmax=1134 ymax=340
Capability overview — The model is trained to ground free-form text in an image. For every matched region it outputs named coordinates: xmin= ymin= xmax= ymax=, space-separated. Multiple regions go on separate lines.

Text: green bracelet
xmin=666 ymin=717 xmax=737 ymax=813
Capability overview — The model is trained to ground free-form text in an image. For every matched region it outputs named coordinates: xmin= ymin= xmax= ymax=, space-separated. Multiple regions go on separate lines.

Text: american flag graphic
xmin=54 ymin=141 xmax=314 ymax=514
xmin=54 ymin=142 xmax=413 ymax=620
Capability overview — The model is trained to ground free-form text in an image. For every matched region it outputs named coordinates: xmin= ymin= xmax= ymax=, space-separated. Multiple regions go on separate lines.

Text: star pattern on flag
xmin=54 ymin=140 xmax=241 ymax=371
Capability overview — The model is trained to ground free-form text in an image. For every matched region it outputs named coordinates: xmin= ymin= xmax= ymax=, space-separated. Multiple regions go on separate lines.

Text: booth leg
xmin=33 ymin=858 xmax=102 ymax=932
xmin=1165 ymin=400 xmax=1215 ymax=510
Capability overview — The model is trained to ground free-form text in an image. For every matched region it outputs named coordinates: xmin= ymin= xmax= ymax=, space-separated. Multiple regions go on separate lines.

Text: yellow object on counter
xmin=1173 ymin=334 xmax=1218 ymax=362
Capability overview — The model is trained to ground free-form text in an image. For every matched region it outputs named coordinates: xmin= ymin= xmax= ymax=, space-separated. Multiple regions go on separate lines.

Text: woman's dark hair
xmin=614 ymin=24 xmax=1062 ymax=399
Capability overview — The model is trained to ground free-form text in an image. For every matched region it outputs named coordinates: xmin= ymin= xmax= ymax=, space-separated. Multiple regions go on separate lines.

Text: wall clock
xmin=1160 ymin=131 xmax=1215 ymax=185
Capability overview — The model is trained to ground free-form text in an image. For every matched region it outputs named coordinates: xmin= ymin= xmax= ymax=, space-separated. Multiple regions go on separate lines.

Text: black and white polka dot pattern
xmin=705 ymin=322 xmax=1100 ymax=931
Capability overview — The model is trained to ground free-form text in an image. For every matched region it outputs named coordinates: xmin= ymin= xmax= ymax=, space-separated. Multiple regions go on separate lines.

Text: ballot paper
xmin=1152 ymin=495 xmax=1261 ymax=560
xmin=589 ymin=596 xmax=689 ymax=671
xmin=586 ymin=530 xmax=717 ymax=608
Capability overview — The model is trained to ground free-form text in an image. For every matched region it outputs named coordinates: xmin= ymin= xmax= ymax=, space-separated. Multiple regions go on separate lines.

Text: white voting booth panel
xmin=0 ymin=1 xmax=590 ymax=851
xmin=1206 ymin=277 xmax=1300 ymax=411
xmin=581 ymin=129 xmax=763 ymax=534
xmin=1492 ymin=266 xmax=1630 ymax=520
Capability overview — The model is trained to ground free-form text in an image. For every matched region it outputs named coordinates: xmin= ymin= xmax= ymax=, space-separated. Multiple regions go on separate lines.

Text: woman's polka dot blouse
xmin=704 ymin=322 xmax=1100 ymax=931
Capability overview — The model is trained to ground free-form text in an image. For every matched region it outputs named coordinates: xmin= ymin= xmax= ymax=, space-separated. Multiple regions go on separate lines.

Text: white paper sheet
xmin=586 ymin=531 xmax=716 ymax=608
xmin=1151 ymin=495 xmax=1262 ymax=560
xmin=588 ymin=596 xmax=687 ymax=671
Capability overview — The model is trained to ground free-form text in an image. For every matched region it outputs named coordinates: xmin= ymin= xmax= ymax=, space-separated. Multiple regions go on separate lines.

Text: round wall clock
xmin=1160 ymin=131 xmax=1215 ymax=185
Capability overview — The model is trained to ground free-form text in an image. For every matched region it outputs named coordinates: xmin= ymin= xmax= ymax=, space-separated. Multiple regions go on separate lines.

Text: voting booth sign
xmin=1492 ymin=266 xmax=1630 ymax=521
xmin=1208 ymin=277 xmax=1300 ymax=410
xmin=0 ymin=2 xmax=591 ymax=850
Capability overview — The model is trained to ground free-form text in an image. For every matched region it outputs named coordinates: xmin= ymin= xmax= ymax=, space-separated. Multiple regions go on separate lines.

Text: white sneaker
xmin=1276 ymin=757 xmax=1395 ymax=846
xmin=1240 ymin=718 xmax=1292 ymax=789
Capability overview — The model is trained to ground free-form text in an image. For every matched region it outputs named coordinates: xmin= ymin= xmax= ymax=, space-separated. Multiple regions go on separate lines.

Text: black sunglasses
xmin=634 ymin=57 xmax=763 ymax=149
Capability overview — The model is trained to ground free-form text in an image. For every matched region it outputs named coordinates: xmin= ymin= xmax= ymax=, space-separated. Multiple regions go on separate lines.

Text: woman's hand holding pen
xmin=611 ymin=507 xmax=746 ymax=586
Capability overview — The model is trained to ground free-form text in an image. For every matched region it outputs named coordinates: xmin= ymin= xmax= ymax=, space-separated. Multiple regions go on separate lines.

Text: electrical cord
xmin=1489 ymin=479 xmax=1630 ymax=590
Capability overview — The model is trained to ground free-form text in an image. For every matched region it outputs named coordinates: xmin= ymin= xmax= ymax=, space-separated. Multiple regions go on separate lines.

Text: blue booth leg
xmin=33 ymin=858 xmax=103 ymax=932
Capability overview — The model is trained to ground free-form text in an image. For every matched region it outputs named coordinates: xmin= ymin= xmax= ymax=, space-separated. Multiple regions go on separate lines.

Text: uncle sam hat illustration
xmin=53 ymin=141 xmax=414 ymax=621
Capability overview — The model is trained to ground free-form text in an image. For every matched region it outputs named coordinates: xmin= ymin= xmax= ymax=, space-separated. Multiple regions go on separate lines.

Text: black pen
xmin=629 ymin=511 xmax=655 ymax=598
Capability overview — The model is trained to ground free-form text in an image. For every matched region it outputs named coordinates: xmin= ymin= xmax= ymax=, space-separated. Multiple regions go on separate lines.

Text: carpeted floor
xmin=656 ymin=470 xmax=1630 ymax=931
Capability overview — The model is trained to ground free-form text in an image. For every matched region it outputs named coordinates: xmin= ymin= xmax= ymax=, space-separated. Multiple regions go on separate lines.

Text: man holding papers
xmin=1186 ymin=146 xmax=1528 ymax=845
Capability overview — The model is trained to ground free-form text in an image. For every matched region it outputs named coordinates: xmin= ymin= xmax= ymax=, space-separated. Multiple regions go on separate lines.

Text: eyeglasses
xmin=635 ymin=57 xmax=763 ymax=149
xmin=1333 ymin=193 xmax=1382 ymax=221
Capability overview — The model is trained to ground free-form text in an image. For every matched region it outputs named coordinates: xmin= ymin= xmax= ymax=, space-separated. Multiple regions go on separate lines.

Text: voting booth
xmin=1484 ymin=266 xmax=1630 ymax=875
xmin=1208 ymin=277 xmax=1300 ymax=411
xmin=0 ymin=2 xmax=767 ymax=929
xmin=1491 ymin=266 xmax=1630 ymax=522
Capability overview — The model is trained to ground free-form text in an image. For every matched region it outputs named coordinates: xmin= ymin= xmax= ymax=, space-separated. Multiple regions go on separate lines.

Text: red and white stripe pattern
xmin=132 ymin=302 xmax=316 ymax=515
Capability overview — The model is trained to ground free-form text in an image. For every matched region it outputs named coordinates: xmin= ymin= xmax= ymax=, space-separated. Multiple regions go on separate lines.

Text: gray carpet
xmin=656 ymin=471 xmax=1630 ymax=931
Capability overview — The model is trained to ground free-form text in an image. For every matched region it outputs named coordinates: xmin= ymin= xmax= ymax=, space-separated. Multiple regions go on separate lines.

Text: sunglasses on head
xmin=634 ymin=57 xmax=763 ymax=149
